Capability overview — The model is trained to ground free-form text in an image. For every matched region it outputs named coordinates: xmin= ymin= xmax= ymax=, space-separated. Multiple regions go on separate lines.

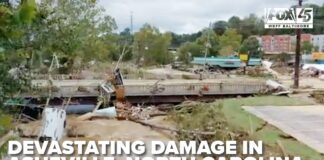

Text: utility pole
xmin=130 ymin=11 xmax=134 ymax=34
xmin=293 ymin=0 xmax=303 ymax=88
xmin=203 ymin=23 xmax=212 ymax=70
xmin=200 ymin=23 xmax=212 ymax=80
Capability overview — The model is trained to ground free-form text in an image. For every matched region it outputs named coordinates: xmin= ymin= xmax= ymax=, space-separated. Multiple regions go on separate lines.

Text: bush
xmin=0 ymin=112 xmax=13 ymax=136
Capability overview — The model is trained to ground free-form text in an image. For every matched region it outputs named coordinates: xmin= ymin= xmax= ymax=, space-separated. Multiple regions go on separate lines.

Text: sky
xmin=98 ymin=0 xmax=323 ymax=34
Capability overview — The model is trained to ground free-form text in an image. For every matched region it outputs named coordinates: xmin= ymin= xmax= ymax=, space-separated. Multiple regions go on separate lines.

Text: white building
xmin=312 ymin=34 xmax=324 ymax=53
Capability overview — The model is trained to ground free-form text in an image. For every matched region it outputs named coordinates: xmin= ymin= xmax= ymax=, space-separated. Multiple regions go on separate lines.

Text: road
xmin=244 ymin=105 xmax=324 ymax=154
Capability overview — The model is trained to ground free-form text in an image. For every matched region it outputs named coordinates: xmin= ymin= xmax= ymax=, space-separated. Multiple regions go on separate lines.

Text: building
xmin=261 ymin=35 xmax=291 ymax=54
xmin=261 ymin=35 xmax=273 ymax=53
xmin=312 ymin=34 xmax=324 ymax=53
xmin=301 ymin=34 xmax=312 ymax=44
xmin=259 ymin=34 xmax=314 ymax=54
xmin=289 ymin=34 xmax=313 ymax=53
xmin=272 ymin=35 xmax=291 ymax=53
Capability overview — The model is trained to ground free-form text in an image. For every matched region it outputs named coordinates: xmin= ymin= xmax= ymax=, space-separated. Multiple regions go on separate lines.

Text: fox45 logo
xmin=264 ymin=8 xmax=313 ymax=29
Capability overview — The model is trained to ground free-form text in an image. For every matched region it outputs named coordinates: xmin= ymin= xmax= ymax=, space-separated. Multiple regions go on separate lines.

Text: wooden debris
xmin=129 ymin=118 xmax=216 ymax=136
xmin=20 ymin=113 xmax=37 ymax=122
xmin=0 ymin=131 xmax=15 ymax=148
xmin=310 ymin=90 xmax=324 ymax=104
xmin=130 ymin=106 xmax=167 ymax=120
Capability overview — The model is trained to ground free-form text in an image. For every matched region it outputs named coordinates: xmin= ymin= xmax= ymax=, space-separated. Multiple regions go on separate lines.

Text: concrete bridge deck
xmin=27 ymin=79 xmax=266 ymax=99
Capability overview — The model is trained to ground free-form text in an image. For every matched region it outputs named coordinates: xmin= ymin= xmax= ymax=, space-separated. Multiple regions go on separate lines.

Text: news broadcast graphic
xmin=264 ymin=8 xmax=313 ymax=29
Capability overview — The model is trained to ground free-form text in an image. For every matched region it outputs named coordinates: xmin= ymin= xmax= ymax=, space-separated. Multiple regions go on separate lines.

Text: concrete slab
xmin=27 ymin=79 xmax=266 ymax=98
xmin=243 ymin=105 xmax=324 ymax=154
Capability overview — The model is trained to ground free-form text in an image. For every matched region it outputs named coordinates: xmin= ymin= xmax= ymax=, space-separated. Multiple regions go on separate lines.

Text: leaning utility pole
xmin=293 ymin=0 xmax=303 ymax=88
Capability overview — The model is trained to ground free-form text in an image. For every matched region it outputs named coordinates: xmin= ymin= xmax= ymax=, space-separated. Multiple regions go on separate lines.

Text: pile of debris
xmin=76 ymin=104 xmax=167 ymax=121
xmin=310 ymin=90 xmax=324 ymax=104
xmin=301 ymin=64 xmax=324 ymax=80
xmin=169 ymin=101 xmax=287 ymax=158
xmin=245 ymin=66 xmax=272 ymax=77
xmin=300 ymin=68 xmax=320 ymax=77
xmin=265 ymin=80 xmax=290 ymax=96
xmin=130 ymin=105 xmax=166 ymax=120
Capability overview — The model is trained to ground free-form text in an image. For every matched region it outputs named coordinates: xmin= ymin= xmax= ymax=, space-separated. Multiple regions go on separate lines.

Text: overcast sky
xmin=98 ymin=0 xmax=323 ymax=34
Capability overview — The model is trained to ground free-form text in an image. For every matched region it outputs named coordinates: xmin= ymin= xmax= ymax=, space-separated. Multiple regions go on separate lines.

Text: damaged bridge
xmin=25 ymin=79 xmax=266 ymax=104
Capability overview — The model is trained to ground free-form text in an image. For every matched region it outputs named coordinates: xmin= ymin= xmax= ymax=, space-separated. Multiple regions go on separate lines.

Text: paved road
xmin=243 ymin=105 xmax=324 ymax=153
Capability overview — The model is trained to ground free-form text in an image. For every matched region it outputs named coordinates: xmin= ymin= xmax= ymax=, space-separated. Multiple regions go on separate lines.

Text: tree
xmin=0 ymin=0 xmax=36 ymax=139
xmin=31 ymin=0 xmax=117 ymax=72
xmin=301 ymin=41 xmax=313 ymax=54
xmin=195 ymin=28 xmax=220 ymax=56
xmin=240 ymin=36 xmax=261 ymax=57
xmin=0 ymin=0 xmax=36 ymax=103
xmin=176 ymin=28 xmax=221 ymax=64
xmin=218 ymin=29 xmax=242 ymax=56
xmin=117 ymin=28 xmax=134 ymax=61
xmin=228 ymin=16 xmax=241 ymax=30
xmin=133 ymin=24 xmax=172 ymax=65
xmin=170 ymin=32 xmax=202 ymax=47
xmin=239 ymin=14 xmax=260 ymax=39
xmin=178 ymin=42 xmax=204 ymax=64
xmin=0 ymin=0 xmax=9 ymax=6
xmin=0 ymin=0 xmax=37 ymax=58
xmin=212 ymin=21 xmax=228 ymax=35
xmin=301 ymin=4 xmax=324 ymax=34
